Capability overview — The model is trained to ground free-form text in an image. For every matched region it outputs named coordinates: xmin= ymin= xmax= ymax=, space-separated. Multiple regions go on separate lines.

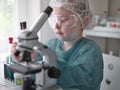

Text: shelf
xmin=83 ymin=26 xmax=120 ymax=39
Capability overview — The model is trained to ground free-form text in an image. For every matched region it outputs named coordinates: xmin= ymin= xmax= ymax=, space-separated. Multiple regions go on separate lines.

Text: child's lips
xmin=56 ymin=32 xmax=63 ymax=36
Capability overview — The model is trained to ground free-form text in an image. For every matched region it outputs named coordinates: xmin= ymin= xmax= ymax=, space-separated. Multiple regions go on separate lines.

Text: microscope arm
xmin=35 ymin=41 xmax=57 ymax=67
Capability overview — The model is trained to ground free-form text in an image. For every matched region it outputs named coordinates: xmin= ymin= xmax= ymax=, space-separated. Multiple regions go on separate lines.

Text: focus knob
xmin=48 ymin=67 xmax=61 ymax=78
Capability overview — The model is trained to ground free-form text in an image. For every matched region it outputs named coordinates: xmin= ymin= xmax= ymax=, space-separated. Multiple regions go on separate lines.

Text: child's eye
xmin=61 ymin=17 xmax=69 ymax=22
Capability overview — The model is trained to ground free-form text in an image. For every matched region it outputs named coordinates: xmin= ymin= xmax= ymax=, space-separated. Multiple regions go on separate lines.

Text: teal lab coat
xmin=44 ymin=37 xmax=104 ymax=90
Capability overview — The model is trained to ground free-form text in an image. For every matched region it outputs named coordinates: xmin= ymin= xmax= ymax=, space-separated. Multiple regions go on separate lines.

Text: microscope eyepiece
xmin=43 ymin=6 xmax=53 ymax=16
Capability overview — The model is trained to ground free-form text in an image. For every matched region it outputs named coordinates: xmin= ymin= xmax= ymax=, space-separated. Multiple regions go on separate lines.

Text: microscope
xmin=8 ymin=6 xmax=61 ymax=90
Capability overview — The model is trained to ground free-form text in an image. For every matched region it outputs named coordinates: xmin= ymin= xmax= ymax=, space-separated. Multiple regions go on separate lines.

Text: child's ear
xmin=83 ymin=16 xmax=89 ymax=26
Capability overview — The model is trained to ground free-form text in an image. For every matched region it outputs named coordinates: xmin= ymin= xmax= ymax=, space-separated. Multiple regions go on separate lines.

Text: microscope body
xmin=7 ymin=6 xmax=62 ymax=90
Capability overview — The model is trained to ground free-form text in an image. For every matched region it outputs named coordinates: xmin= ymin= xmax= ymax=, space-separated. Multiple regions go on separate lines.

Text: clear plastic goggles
xmin=48 ymin=14 xmax=79 ymax=28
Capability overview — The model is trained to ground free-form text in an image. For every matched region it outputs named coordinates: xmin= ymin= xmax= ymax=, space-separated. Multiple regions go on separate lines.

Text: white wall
xmin=39 ymin=0 xmax=56 ymax=43
xmin=89 ymin=0 xmax=109 ymax=17
xmin=12 ymin=0 xmax=41 ymax=38
xmin=89 ymin=0 xmax=120 ymax=17
xmin=25 ymin=0 xmax=41 ymax=29
xmin=109 ymin=0 xmax=120 ymax=16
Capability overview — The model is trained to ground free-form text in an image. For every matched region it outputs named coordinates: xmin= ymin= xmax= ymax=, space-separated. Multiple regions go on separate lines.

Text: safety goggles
xmin=48 ymin=14 xmax=79 ymax=28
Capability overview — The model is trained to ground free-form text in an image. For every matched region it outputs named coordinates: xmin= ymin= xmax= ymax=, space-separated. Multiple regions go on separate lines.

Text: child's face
xmin=50 ymin=7 xmax=83 ymax=41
